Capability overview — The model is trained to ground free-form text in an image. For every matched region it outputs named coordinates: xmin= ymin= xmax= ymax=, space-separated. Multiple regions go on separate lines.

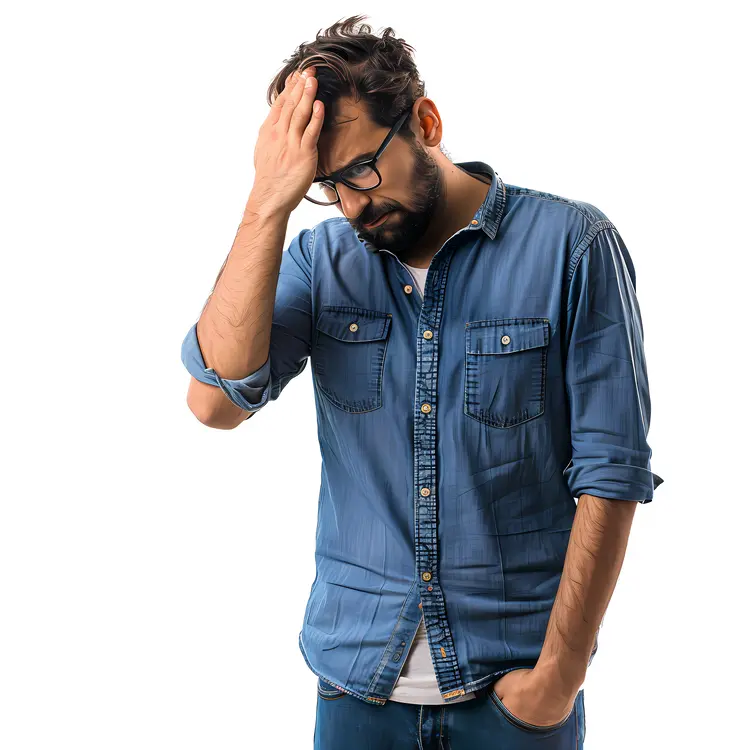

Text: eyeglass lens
xmin=306 ymin=164 xmax=380 ymax=204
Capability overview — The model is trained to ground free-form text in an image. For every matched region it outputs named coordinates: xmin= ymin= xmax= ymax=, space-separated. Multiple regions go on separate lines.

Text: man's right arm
xmin=180 ymin=65 xmax=324 ymax=429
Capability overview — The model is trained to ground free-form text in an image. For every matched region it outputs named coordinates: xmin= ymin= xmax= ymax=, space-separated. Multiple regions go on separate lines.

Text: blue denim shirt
xmin=181 ymin=161 xmax=663 ymax=705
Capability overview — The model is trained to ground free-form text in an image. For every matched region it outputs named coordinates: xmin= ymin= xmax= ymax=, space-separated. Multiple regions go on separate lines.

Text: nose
xmin=336 ymin=183 xmax=372 ymax=223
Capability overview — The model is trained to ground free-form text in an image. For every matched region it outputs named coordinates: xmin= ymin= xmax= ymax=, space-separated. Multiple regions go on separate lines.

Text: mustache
xmin=360 ymin=208 xmax=396 ymax=227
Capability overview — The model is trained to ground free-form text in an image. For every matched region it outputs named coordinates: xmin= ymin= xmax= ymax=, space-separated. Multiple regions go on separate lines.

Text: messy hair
xmin=266 ymin=15 xmax=426 ymax=138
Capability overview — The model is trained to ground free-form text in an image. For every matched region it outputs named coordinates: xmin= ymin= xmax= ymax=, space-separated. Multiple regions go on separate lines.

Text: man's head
xmin=266 ymin=15 xmax=452 ymax=254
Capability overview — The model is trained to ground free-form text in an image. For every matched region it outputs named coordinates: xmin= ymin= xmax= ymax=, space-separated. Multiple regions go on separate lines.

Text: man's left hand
xmin=491 ymin=667 xmax=578 ymax=728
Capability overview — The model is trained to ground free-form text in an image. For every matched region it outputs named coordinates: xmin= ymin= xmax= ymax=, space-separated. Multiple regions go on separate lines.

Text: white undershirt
xmin=386 ymin=261 xmax=477 ymax=705
xmin=403 ymin=261 xmax=428 ymax=297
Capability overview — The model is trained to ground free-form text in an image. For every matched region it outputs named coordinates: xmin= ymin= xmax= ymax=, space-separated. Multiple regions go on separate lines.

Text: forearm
xmin=196 ymin=197 xmax=291 ymax=380
xmin=535 ymin=493 xmax=637 ymax=692
xmin=185 ymin=198 xmax=291 ymax=426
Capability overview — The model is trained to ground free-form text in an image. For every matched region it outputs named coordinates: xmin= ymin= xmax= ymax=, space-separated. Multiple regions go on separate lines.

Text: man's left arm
xmin=493 ymin=223 xmax=664 ymax=725
xmin=532 ymin=492 xmax=637 ymax=717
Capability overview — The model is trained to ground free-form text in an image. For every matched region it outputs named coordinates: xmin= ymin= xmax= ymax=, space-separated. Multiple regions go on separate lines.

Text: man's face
xmin=315 ymin=98 xmax=444 ymax=257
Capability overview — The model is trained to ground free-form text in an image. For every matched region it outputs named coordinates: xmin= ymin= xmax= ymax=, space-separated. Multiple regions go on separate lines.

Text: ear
xmin=419 ymin=109 xmax=442 ymax=145
xmin=413 ymin=97 xmax=442 ymax=145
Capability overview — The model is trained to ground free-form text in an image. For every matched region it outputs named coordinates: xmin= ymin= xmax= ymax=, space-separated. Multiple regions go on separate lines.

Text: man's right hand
xmin=250 ymin=66 xmax=324 ymax=216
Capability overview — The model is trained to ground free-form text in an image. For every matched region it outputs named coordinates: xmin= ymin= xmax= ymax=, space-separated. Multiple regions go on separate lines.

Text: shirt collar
xmin=359 ymin=160 xmax=506 ymax=254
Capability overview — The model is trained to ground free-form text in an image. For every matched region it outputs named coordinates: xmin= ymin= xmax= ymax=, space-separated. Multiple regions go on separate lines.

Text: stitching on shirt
xmin=504 ymin=186 xmax=600 ymax=224
xmin=367 ymin=579 xmax=418 ymax=693
xmin=566 ymin=220 xmax=618 ymax=286
xmin=308 ymin=225 xmax=316 ymax=268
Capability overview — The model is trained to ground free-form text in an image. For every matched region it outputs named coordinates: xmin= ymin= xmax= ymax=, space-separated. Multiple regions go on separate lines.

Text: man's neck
xmin=403 ymin=164 xmax=491 ymax=268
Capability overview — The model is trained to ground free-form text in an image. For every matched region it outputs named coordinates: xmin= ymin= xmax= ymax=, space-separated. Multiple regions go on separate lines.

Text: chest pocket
xmin=464 ymin=318 xmax=550 ymax=428
xmin=314 ymin=305 xmax=392 ymax=413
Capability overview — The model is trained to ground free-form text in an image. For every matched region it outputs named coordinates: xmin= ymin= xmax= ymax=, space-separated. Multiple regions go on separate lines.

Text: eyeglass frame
xmin=303 ymin=108 xmax=412 ymax=206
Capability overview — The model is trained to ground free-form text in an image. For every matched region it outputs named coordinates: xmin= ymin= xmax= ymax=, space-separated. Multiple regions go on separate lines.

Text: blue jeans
xmin=314 ymin=676 xmax=586 ymax=749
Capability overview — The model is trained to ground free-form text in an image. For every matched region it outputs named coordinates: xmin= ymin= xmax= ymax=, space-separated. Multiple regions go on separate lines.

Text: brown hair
xmin=266 ymin=15 xmax=425 ymax=137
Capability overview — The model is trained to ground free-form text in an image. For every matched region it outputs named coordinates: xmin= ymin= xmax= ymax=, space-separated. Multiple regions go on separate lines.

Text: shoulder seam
xmin=566 ymin=220 xmax=618 ymax=284
xmin=505 ymin=186 xmax=600 ymax=224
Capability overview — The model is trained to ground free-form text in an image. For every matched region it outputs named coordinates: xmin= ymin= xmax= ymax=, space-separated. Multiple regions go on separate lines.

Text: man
xmin=180 ymin=15 xmax=663 ymax=749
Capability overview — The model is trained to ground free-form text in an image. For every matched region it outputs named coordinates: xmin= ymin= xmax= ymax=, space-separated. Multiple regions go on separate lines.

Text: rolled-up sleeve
xmin=563 ymin=225 xmax=664 ymax=502
xmin=180 ymin=227 xmax=314 ymax=418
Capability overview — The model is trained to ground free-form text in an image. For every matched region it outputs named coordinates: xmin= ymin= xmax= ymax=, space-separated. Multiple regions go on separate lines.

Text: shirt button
xmin=423 ymin=330 xmax=433 ymax=339
xmin=420 ymin=487 xmax=431 ymax=497
xmin=418 ymin=602 xmax=423 ymax=609
xmin=420 ymin=403 xmax=432 ymax=414
xmin=422 ymin=572 xmax=432 ymax=581
xmin=404 ymin=284 xmax=413 ymax=294
xmin=427 ymin=585 xmax=433 ymax=591
xmin=501 ymin=334 xmax=510 ymax=345
xmin=471 ymin=219 xmax=479 ymax=225
xmin=349 ymin=323 xmax=359 ymax=332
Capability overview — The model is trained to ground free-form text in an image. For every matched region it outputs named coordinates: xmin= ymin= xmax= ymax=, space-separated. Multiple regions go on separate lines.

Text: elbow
xmin=186 ymin=379 xmax=250 ymax=429
xmin=186 ymin=393 xmax=220 ymax=428
xmin=186 ymin=397 xmax=248 ymax=430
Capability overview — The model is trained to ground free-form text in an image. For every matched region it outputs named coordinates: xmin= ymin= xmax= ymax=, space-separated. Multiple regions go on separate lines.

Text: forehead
xmin=317 ymin=97 xmax=385 ymax=174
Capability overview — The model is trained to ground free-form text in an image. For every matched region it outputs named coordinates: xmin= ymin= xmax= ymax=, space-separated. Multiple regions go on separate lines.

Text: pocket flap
xmin=316 ymin=306 xmax=392 ymax=343
xmin=466 ymin=318 xmax=549 ymax=355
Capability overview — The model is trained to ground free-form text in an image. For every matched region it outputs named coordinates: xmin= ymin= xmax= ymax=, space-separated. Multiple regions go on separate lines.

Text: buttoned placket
xmin=357 ymin=174 xmax=505 ymax=701
xmin=364 ymin=178 xmax=505 ymax=699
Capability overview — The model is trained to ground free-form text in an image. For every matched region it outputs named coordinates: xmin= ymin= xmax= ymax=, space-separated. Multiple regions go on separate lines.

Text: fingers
xmin=267 ymin=69 xmax=304 ymax=125
xmin=277 ymin=67 xmax=314 ymax=133
xmin=266 ymin=66 xmax=322 ymax=153
xmin=290 ymin=69 xmax=320 ymax=141
xmin=301 ymin=97 xmax=324 ymax=151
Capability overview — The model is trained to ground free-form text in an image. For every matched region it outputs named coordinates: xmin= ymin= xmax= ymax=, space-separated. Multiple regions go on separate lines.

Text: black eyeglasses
xmin=304 ymin=109 xmax=411 ymax=206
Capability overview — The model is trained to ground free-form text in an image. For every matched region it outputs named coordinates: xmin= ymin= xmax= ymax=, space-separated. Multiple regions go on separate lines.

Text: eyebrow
xmin=317 ymin=150 xmax=378 ymax=179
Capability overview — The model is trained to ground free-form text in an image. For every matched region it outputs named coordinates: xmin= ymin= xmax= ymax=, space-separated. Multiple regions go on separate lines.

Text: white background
xmin=1 ymin=2 xmax=747 ymax=748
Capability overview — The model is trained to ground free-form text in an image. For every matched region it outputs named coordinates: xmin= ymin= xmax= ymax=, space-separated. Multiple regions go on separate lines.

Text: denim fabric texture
xmin=180 ymin=161 xmax=664 ymax=706
xmin=314 ymin=673 xmax=586 ymax=749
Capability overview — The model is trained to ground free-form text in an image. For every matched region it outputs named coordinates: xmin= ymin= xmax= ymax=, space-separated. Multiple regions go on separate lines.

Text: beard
xmin=355 ymin=137 xmax=444 ymax=256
